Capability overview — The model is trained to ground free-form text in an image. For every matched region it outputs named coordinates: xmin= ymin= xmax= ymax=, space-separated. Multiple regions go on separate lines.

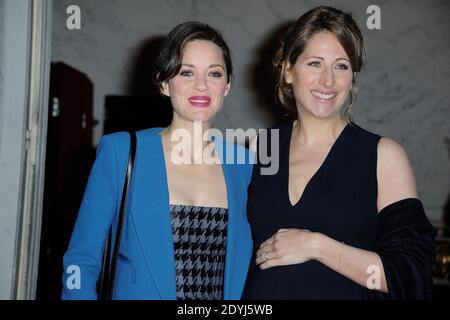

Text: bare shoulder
xmin=377 ymin=137 xmax=418 ymax=212
xmin=377 ymin=137 xmax=410 ymax=165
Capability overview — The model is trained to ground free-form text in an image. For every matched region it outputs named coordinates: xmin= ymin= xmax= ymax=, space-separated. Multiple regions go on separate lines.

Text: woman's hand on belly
xmin=255 ymin=228 xmax=320 ymax=269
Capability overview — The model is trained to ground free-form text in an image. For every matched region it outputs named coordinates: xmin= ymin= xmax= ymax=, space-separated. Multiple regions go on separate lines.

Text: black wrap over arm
xmin=367 ymin=198 xmax=436 ymax=300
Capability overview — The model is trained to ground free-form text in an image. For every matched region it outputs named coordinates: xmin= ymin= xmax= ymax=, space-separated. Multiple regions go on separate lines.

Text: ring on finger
xmin=260 ymin=252 xmax=267 ymax=262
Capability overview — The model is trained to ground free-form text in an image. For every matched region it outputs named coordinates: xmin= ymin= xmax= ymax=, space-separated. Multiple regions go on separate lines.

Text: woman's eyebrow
xmin=181 ymin=63 xmax=225 ymax=70
xmin=304 ymin=56 xmax=350 ymax=62
xmin=208 ymin=64 xmax=225 ymax=70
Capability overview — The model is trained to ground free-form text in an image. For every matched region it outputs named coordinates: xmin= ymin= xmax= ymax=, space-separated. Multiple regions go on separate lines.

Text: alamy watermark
xmin=366 ymin=265 xmax=382 ymax=290
xmin=167 ymin=122 xmax=279 ymax=175
xmin=366 ymin=5 xmax=381 ymax=30
xmin=65 ymin=263 xmax=382 ymax=291
xmin=65 ymin=265 xmax=81 ymax=290
xmin=66 ymin=5 xmax=81 ymax=30
xmin=66 ymin=5 xmax=381 ymax=31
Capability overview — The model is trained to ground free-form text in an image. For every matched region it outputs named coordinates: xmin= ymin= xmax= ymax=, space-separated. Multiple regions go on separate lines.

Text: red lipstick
xmin=188 ymin=96 xmax=211 ymax=108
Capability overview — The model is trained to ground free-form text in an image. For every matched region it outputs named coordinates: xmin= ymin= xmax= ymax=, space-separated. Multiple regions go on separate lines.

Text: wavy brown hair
xmin=274 ymin=6 xmax=365 ymax=121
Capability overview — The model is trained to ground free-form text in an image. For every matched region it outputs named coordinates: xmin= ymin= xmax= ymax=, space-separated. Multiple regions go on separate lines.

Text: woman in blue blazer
xmin=62 ymin=22 xmax=253 ymax=300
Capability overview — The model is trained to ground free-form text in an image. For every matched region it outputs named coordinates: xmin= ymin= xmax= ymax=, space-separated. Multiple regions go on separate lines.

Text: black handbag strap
xmin=106 ymin=131 xmax=137 ymax=300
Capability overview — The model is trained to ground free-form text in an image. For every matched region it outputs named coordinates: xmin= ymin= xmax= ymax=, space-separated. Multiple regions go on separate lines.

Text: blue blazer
xmin=62 ymin=128 xmax=254 ymax=299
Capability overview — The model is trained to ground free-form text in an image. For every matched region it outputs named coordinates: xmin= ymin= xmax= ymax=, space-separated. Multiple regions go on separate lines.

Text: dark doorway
xmin=36 ymin=62 xmax=96 ymax=300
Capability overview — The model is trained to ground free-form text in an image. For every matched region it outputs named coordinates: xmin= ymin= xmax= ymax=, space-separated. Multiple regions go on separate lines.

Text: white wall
xmin=0 ymin=0 xmax=31 ymax=299
xmin=51 ymin=0 xmax=450 ymax=222
xmin=0 ymin=0 xmax=51 ymax=300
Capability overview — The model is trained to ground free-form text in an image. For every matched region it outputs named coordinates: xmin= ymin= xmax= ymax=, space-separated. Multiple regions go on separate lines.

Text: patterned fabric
xmin=170 ymin=204 xmax=228 ymax=300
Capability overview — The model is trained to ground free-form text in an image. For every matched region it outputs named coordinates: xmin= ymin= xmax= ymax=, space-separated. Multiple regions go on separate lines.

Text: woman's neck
xmin=293 ymin=114 xmax=347 ymax=148
xmin=161 ymin=117 xmax=214 ymax=164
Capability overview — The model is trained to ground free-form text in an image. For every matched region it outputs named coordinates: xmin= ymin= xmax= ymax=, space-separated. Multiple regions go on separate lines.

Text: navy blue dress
xmin=243 ymin=120 xmax=382 ymax=299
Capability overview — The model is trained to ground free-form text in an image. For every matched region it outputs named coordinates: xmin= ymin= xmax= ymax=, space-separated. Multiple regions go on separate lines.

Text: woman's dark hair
xmin=274 ymin=6 xmax=365 ymax=120
xmin=153 ymin=21 xmax=232 ymax=94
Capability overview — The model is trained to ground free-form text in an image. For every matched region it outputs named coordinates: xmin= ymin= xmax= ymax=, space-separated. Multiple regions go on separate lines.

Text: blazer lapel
xmin=213 ymin=138 xmax=249 ymax=299
xmin=130 ymin=130 xmax=176 ymax=299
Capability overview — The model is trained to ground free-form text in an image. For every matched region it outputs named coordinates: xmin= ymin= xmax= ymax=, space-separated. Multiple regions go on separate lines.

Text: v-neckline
xmin=158 ymin=130 xmax=230 ymax=210
xmin=286 ymin=121 xmax=350 ymax=207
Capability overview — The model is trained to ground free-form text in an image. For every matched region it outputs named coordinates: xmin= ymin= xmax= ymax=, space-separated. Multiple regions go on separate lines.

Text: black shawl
xmin=367 ymin=198 xmax=436 ymax=299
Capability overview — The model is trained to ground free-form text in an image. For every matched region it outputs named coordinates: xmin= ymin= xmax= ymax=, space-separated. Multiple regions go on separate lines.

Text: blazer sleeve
xmin=367 ymin=198 xmax=436 ymax=300
xmin=62 ymin=134 xmax=122 ymax=299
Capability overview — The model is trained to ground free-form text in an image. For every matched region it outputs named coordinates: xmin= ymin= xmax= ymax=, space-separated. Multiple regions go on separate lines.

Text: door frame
xmin=0 ymin=0 xmax=52 ymax=299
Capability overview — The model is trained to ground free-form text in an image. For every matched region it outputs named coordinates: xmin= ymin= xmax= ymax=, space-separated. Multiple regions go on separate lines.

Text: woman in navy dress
xmin=244 ymin=6 xmax=435 ymax=299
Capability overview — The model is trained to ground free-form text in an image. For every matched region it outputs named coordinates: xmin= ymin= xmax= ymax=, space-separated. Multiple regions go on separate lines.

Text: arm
xmin=257 ymin=229 xmax=389 ymax=292
xmin=257 ymin=137 xmax=419 ymax=294
xmin=375 ymin=137 xmax=417 ymax=211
